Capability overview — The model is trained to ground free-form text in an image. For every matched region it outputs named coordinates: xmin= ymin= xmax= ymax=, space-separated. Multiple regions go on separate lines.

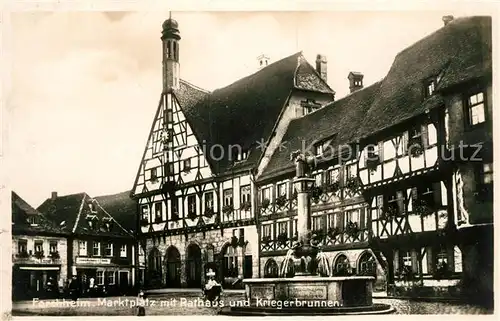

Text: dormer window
xmin=300 ymin=99 xmax=322 ymax=116
xmin=424 ymin=77 xmax=437 ymax=97
xmin=314 ymin=140 xmax=329 ymax=156
xmin=28 ymin=215 xmax=39 ymax=226
xmin=89 ymin=202 xmax=97 ymax=213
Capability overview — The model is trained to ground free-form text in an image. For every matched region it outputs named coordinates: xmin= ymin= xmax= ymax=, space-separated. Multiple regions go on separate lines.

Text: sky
xmin=5 ymin=9 xmax=493 ymax=207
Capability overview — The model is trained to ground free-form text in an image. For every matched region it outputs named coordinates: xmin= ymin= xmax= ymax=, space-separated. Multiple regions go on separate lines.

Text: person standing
xmin=69 ymin=276 xmax=80 ymax=301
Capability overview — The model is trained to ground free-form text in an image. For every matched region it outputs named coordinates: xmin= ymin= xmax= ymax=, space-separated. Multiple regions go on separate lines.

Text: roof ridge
xmin=72 ymin=193 xmax=87 ymax=233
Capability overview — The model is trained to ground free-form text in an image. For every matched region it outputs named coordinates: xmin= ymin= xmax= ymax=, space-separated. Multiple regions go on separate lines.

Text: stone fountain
xmin=220 ymin=151 xmax=394 ymax=315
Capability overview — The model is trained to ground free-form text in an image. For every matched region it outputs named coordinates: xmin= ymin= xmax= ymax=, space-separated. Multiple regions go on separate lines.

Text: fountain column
xmin=294 ymin=176 xmax=314 ymax=245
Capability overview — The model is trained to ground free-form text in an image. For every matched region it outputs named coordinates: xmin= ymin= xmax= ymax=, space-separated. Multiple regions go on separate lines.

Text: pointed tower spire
xmin=161 ymin=13 xmax=181 ymax=92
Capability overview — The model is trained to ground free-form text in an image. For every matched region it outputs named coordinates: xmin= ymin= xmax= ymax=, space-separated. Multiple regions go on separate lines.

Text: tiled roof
xmin=259 ymin=16 xmax=492 ymax=181
xmin=357 ymin=16 xmax=491 ymax=138
xmin=95 ymin=191 xmax=137 ymax=235
xmin=37 ymin=192 xmax=133 ymax=238
xmin=12 ymin=191 xmax=67 ymax=235
xmin=175 ymin=52 xmax=334 ymax=174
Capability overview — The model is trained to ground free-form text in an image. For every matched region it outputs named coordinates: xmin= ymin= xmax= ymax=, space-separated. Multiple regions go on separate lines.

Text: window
xmin=240 ymin=185 xmax=251 ymax=208
xmin=223 ymin=189 xmax=233 ymax=206
xmin=105 ymin=271 xmax=115 ymax=284
xmin=120 ymin=245 xmax=127 ymax=258
xmin=261 ymin=187 xmax=271 ymax=202
xmin=204 ymin=192 xmax=214 ymax=210
xmin=315 ymin=173 xmax=323 ymax=186
xmin=154 ymin=202 xmax=162 ymax=222
xmin=97 ymin=271 xmax=104 ymax=285
xmin=425 ymin=79 xmax=436 ymax=97
xmin=402 ymin=251 xmax=412 ymax=268
xmin=277 ymin=183 xmax=287 ymax=197
xmin=345 ymin=209 xmax=360 ymax=226
xmin=166 ymin=109 xmax=173 ymax=123
xmin=262 ymin=224 xmax=272 ymax=238
xmin=150 ymin=168 xmax=158 ymax=181
xmin=312 ymin=216 xmax=324 ymax=231
xmin=164 ymin=163 xmax=174 ymax=176
xmin=79 ymin=241 xmax=87 ymax=256
xmin=183 ymin=158 xmax=192 ymax=172
xmin=277 ymin=221 xmax=288 ymax=236
xmin=49 ymin=241 xmax=57 ymax=253
xmin=301 ymin=99 xmax=321 ymax=115
xmin=141 ymin=205 xmax=149 ymax=221
xmin=365 ymin=144 xmax=380 ymax=162
xmin=105 ymin=243 xmax=113 ymax=257
xmin=171 ymin=197 xmax=179 ymax=220
xmin=18 ymin=239 xmax=27 ymax=254
xmin=93 ymin=242 xmax=101 ymax=256
xmin=224 ymin=246 xmax=238 ymax=277
xmin=34 ymin=240 xmax=43 ymax=253
xmin=345 ymin=163 xmax=356 ymax=180
xmin=187 ymin=195 xmax=196 ymax=217
xmin=328 ymin=168 xmax=340 ymax=184
xmin=466 ymin=91 xmax=486 ymax=126
xmin=89 ymin=202 xmax=97 ymax=213
xmin=475 ymin=162 xmax=493 ymax=201
xmin=28 ymin=215 xmax=38 ymax=226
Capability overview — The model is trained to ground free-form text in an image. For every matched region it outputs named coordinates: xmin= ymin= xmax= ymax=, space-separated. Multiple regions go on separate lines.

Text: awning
xmin=19 ymin=266 xmax=60 ymax=271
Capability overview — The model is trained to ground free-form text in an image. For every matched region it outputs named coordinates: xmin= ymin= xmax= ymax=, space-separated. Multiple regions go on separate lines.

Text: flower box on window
xmin=204 ymin=207 xmax=215 ymax=218
xmin=275 ymin=195 xmax=287 ymax=207
xmin=325 ymin=181 xmax=340 ymax=193
xmin=310 ymin=186 xmax=323 ymax=203
xmin=327 ymin=226 xmax=342 ymax=239
xmin=34 ymin=251 xmax=44 ymax=260
xmin=345 ymin=221 xmax=360 ymax=239
xmin=49 ymin=251 xmax=60 ymax=260
xmin=140 ymin=218 xmax=149 ymax=226
xmin=261 ymin=198 xmax=270 ymax=209
xmin=187 ymin=211 xmax=197 ymax=220
xmin=262 ymin=235 xmax=272 ymax=245
xmin=311 ymin=229 xmax=325 ymax=243
xmin=240 ymin=201 xmax=251 ymax=212
xmin=413 ymin=199 xmax=434 ymax=217
xmin=17 ymin=250 xmax=30 ymax=258
xmin=222 ymin=205 xmax=234 ymax=216
xmin=408 ymin=136 xmax=424 ymax=157
xmin=345 ymin=177 xmax=361 ymax=193
xmin=277 ymin=232 xmax=288 ymax=246
xmin=382 ymin=203 xmax=399 ymax=220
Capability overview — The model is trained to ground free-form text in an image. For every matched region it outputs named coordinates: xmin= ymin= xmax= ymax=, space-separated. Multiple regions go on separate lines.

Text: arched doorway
xmin=358 ymin=251 xmax=377 ymax=276
xmin=165 ymin=246 xmax=181 ymax=287
xmin=332 ymin=254 xmax=350 ymax=276
xmin=148 ymin=247 xmax=162 ymax=287
xmin=264 ymin=259 xmax=279 ymax=278
xmin=186 ymin=243 xmax=202 ymax=288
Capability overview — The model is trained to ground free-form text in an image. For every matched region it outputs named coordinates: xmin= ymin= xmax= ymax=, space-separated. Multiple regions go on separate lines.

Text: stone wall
xmin=144 ymin=224 xmax=259 ymax=287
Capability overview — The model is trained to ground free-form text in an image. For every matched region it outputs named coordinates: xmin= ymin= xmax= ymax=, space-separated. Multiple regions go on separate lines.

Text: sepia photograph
xmin=4 ymin=3 xmax=495 ymax=317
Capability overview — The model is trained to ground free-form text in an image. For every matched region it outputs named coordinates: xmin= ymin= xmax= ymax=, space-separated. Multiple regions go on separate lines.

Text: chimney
xmin=348 ymin=72 xmax=364 ymax=93
xmin=442 ymin=15 xmax=454 ymax=26
xmin=257 ymin=54 xmax=270 ymax=70
xmin=51 ymin=191 xmax=58 ymax=201
xmin=315 ymin=54 xmax=327 ymax=82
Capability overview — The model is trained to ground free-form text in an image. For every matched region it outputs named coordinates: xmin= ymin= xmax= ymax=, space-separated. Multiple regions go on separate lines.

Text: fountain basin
xmin=219 ymin=276 xmax=395 ymax=316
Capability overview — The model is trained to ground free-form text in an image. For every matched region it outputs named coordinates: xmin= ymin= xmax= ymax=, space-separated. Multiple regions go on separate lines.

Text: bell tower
xmin=161 ymin=12 xmax=181 ymax=92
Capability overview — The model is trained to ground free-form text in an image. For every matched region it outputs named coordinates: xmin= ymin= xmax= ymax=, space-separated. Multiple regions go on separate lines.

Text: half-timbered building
xmin=130 ymin=17 xmax=335 ymax=288
xmin=255 ymin=15 xmax=492 ymax=302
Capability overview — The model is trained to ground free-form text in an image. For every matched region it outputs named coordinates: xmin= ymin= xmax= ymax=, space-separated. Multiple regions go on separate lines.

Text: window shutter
xmin=393 ymin=250 xmax=399 ymax=274
xmin=411 ymin=187 xmax=418 ymax=211
xmin=402 ymin=132 xmax=409 ymax=155
xmin=426 ymin=246 xmax=433 ymax=274
xmin=378 ymin=141 xmax=384 ymax=162
xmin=376 ymin=195 xmax=384 ymax=219
xmin=421 ymin=124 xmax=429 ymax=148
xmin=432 ymin=182 xmax=442 ymax=207
xmin=396 ymin=191 xmax=405 ymax=214
xmin=447 ymin=246 xmax=455 ymax=273
xmin=411 ymin=250 xmax=419 ymax=274
xmin=360 ymin=208 xmax=366 ymax=229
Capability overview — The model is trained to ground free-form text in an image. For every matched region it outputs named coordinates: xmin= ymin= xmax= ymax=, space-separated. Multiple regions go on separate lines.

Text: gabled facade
xmin=12 ymin=191 xmax=69 ymax=300
xmin=37 ymin=192 xmax=137 ymax=296
xmin=131 ymin=16 xmax=335 ymax=289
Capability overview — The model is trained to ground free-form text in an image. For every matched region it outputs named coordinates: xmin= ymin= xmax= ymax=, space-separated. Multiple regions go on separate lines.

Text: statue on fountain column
xmin=290 ymin=150 xmax=316 ymax=178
